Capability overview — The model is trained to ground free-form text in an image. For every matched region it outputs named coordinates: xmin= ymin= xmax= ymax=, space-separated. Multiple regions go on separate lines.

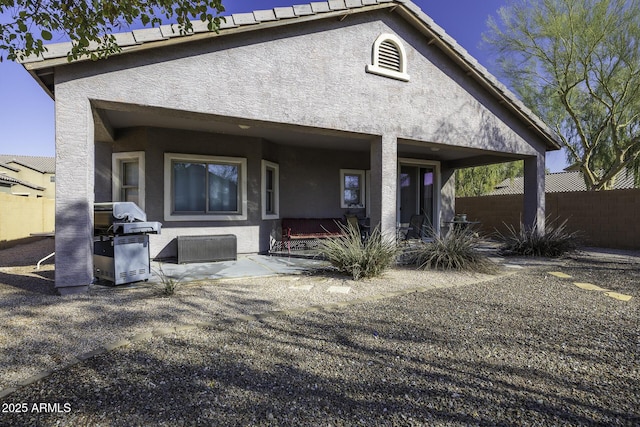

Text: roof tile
xmin=489 ymin=171 xmax=637 ymax=195
xmin=160 ymin=24 xmax=183 ymax=38
xmin=132 ymin=28 xmax=165 ymax=43
xmin=218 ymin=16 xmax=238 ymax=29
xmin=41 ymin=42 xmax=73 ymax=59
xmin=231 ymin=13 xmax=257 ymax=25
xmin=253 ymin=9 xmax=278 ymax=22
xmin=310 ymin=1 xmax=331 ymax=13
xmin=112 ymin=32 xmax=138 ymax=47
xmin=274 ymin=7 xmax=297 ymax=19
xmin=328 ymin=0 xmax=348 ymax=10
xmin=345 ymin=0 xmax=364 ymax=8
xmin=293 ymin=4 xmax=315 ymax=15
xmin=188 ymin=20 xmax=213 ymax=33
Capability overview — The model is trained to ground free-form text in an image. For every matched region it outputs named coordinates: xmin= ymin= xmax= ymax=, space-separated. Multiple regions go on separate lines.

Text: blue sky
xmin=0 ymin=0 xmax=567 ymax=171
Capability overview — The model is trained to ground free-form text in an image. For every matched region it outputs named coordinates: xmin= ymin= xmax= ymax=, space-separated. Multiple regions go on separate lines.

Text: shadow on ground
xmin=2 ymin=265 xmax=638 ymax=426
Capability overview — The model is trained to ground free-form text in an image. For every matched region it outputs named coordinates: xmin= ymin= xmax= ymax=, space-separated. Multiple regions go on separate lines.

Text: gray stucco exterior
xmin=23 ymin=1 xmax=557 ymax=294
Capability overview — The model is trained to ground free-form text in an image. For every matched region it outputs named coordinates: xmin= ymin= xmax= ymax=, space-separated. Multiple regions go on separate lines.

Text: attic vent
xmin=378 ymin=40 xmax=401 ymax=71
xmin=366 ymin=33 xmax=410 ymax=82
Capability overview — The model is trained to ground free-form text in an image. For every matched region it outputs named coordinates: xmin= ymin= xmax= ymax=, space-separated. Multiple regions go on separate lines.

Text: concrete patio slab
xmin=150 ymin=255 xmax=329 ymax=283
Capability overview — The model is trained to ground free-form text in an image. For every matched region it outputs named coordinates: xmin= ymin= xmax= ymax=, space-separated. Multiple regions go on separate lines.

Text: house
xmin=0 ymin=155 xmax=55 ymax=243
xmin=490 ymin=170 xmax=637 ymax=195
xmin=0 ymin=155 xmax=56 ymax=198
xmin=20 ymin=0 xmax=560 ymax=294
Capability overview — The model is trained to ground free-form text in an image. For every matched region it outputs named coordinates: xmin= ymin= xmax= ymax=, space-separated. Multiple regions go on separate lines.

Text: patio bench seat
xmin=281 ymin=218 xmax=346 ymax=252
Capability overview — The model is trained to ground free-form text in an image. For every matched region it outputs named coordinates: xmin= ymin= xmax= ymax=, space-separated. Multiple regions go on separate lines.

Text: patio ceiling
xmin=93 ymin=101 xmax=523 ymax=167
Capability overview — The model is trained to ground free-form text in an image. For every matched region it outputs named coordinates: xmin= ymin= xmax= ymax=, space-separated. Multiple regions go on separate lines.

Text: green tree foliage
xmin=0 ymin=0 xmax=225 ymax=62
xmin=485 ymin=0 xmax=640 ymax=190
xmin=456 ymin=161 xmax=523 ymax=197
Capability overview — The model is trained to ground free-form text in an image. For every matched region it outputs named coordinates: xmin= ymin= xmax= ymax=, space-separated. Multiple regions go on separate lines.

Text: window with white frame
xmin=164 ymin=153 xmax=247 ymax=221
xmin=340 ymin=169 xmax=366 ymax=208
xmin=365 ymin=33 xmax=410 ymax=82
xmin=112 ymin=151 xmax=145 ymax=210
xmin=262 ymin=160 xmax=279 ymax=219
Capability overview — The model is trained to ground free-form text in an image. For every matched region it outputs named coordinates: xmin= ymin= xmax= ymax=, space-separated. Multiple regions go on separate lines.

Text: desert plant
xmin=498 ymin=218 xmax=580 ymax=257
xmin=153 ymin=265 xmax=183 ymax=296
xmin=319 ymin=223 xmax=398 ymax=280
xmin=410 ymin=227 xmax=497 ymax=273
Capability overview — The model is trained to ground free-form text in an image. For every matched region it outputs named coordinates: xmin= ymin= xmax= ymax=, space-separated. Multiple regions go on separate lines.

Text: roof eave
xmin=394 ymin=5 xmax=562 ymax=151
xmin=21 ymin=0 xmax=561 ymax=151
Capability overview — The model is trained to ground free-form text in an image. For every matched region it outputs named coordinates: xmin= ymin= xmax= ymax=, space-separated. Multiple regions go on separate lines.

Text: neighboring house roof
xmin=0 ymin=174 xmax=46 ymax=191
xmin=20 ymin=0 xmax=561 ymax=151
xmin=0 ymin=163 xmax=21 ymax=173
xmin=490 ymin=171 xmax=637 ymax=195
xmin=0 ymin=155 xmax=55 ymax=174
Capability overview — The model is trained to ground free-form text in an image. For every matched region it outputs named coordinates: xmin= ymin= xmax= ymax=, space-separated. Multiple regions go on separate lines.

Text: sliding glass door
xmin=398 ymin=163 xmax=437 ymax=229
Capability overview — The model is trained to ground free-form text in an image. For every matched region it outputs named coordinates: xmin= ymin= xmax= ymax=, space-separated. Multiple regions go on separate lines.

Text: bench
xmin=281 ymin=218 xmax=346 ymax=253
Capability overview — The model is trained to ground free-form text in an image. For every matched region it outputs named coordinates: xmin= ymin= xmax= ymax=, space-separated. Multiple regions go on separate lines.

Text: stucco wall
xmin=0 ymin=193 xmax=54 ymax=243
xmin=57 ymin=10 xmax=545 ymax=157
xmin=95 ymin=127 xmax=373 ymax=256
xmin=51 ymin=8 xmax=550 ymax=291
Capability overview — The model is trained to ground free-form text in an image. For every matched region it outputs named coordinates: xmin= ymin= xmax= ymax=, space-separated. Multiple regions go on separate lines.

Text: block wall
xmin=0 ymin=193 xmax=55 ymax=245
xmin=456 ymin=189 xmax=640 ymax=250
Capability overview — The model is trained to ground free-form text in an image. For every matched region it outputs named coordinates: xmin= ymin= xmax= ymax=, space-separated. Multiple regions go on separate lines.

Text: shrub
xmin=410 ymin=227 xmax=497 ymax=273
xmin=153 ymin=265 xmax=183 ymax=296
xmin=319 ymin=223 xmax=398 ymax=280
xmin=498 ymin=218 xmax=580 ymax=257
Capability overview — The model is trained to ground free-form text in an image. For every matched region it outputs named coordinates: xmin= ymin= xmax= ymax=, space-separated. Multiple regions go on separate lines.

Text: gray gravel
xmin=0 ymin=240 xmax=638 ymax=426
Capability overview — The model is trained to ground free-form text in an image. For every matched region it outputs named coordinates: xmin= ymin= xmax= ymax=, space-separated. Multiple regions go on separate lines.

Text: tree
xmin=485 ymin=0 xmax=640 ymax=190
xmin=456 ymin=161 xmax=523 ymax=197
xmin=0 ymin=0 xmax=225 ymax=62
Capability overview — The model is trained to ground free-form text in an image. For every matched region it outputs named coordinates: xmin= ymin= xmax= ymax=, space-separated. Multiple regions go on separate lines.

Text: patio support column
xmin=523 ymin=152 xmax=546 ymax=234
xmin=370 ymin=135 xmax=397 ymax=238
xmin=440 ymin=167 xmax=456 ymax=229
xmin=54 ymin=88 xmax=95 ymax=295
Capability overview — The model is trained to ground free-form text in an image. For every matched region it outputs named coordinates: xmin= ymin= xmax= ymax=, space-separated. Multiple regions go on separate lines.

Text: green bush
xmin=498 ymin=218 xmax=580 ymax=257
xmin=319 ymin=223 xmax=398 ymax=280
xmin=410 ymin=227 xmax=497 ymax=273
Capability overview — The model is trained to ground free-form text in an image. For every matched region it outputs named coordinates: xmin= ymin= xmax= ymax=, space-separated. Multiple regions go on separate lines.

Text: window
xmin=112 ymin=152 xmax=145 ymax=210
xmin=164 ymin=153 xmax=247 ymax=221
xmin=262 ymin=160 xmax=279 ymax=219
xmin=365 ymin=33 xmax=410 ymax=82
xmin=340 ymin=169 xmax=366 ymax=208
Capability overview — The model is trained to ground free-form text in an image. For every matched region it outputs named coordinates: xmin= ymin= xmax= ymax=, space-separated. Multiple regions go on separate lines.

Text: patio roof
xmin=21 ymin=0 xmax=561 ymax=152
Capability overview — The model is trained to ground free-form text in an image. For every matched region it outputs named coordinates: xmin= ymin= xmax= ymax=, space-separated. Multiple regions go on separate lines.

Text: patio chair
xmin=345 ymin=215 xmax=367 ymax=242
xmin=403 ymin=214 xmax=426 ymax=240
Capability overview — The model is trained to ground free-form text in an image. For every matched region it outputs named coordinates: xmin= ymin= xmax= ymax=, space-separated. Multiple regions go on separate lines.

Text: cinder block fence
xmin=456 ymin=189 xmax=640 ymax=250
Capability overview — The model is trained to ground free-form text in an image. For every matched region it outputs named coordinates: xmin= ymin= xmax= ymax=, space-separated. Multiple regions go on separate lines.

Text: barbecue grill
xmin=94 ymin=202 xmax=161 ymax=285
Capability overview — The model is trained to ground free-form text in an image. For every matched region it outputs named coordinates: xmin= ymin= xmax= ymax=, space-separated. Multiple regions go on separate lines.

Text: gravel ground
xmin=0 ymin=240 xmax=639 ymax=426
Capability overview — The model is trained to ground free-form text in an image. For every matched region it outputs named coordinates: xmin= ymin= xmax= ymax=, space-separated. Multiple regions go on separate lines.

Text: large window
xmin=261 ymin=160 xmax=279 ymax=220
xmin=164 ymin=153 xmax=247 ymax=221
xmin=112 ymin=151 xmax=145 ymax=210
xmin=340 ymin=169 xmax=366 ymax=208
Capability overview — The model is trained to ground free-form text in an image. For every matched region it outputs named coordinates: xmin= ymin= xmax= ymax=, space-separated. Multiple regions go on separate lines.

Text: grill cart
xmin=93 ymin=202 xmax=161 ymax=285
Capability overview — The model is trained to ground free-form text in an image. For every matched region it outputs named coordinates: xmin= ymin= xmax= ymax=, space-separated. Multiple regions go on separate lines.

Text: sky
xmin=0 ymin=0 xmax=567 ymax=171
